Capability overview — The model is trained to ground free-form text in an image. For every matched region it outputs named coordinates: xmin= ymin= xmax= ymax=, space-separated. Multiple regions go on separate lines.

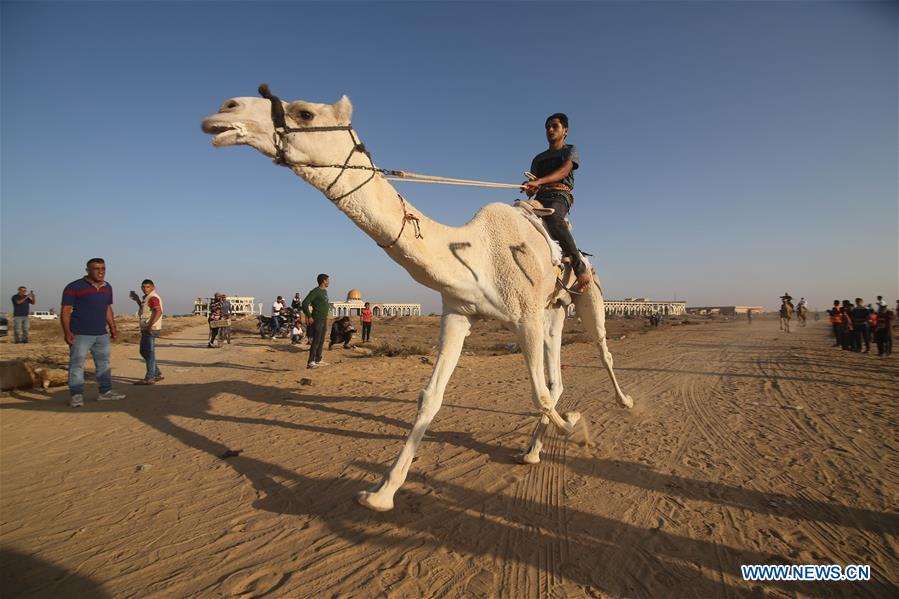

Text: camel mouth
xmin=203 ymin=123 xmax=232 ymax=135
xmin=202 ymin=119 xmax=248 ymax=147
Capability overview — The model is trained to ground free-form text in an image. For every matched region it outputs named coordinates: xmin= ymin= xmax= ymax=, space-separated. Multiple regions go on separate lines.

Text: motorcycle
xmin=257 ymin=307 xmax=299 ymax=339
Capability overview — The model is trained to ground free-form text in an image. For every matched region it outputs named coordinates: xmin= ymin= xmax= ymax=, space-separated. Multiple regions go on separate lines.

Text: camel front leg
xmin=520 ymin=306 xmax=566 ymax=464
xmin=514 ymin=316 xmax=580 ymax=438
xmin=571 ymin=277 xmax=634 ymax=408
xmin=356 ymin=312 xmax=470 ymax=512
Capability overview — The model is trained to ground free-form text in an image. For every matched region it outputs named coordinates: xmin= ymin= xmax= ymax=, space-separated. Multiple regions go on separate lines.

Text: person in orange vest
xmin=827 ymin=300 xmax=842 ymax=347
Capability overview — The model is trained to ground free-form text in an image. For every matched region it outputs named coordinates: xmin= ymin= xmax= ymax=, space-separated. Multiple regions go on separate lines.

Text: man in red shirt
xmin=361 ymin=302 xmax=373 ymax=342
xmin=60 ymin=258 xmax=127 ymax=407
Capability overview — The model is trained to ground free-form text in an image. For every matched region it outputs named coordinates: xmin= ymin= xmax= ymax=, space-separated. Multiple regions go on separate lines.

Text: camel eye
xmin=299 ymin=110 xmax=314 ymax=121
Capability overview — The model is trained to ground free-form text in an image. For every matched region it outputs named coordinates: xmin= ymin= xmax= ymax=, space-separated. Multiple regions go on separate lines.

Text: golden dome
xmin=347 ymin=289 xmax=363 ymax=301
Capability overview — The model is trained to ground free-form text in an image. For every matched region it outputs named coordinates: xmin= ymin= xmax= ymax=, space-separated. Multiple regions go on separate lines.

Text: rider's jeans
xmin=536 ymin=191 xmax=587 ymax=276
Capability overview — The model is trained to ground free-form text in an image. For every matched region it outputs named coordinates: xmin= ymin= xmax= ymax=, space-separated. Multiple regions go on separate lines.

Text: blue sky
xmin=2 ymin=1 xmax=896 ymax=315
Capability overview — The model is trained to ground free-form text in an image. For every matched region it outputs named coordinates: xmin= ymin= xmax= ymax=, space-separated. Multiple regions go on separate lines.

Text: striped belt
xmin=539 ymin=184 xmax=572 ymax=193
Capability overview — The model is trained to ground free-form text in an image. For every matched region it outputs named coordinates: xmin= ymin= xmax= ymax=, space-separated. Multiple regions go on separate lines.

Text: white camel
xmin=201 ymin=87 xmax=633 ymax=512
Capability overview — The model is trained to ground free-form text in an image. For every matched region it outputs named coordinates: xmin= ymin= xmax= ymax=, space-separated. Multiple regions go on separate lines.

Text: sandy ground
xmin=0 ymin=315 xmax=896 ymax=598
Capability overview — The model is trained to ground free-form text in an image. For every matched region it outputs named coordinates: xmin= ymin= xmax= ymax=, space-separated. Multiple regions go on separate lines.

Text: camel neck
xmin=292 ymin=165 xmax=444 ymax=274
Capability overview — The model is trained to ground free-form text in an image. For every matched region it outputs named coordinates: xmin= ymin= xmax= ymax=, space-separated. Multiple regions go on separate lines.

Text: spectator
xmin=60 ymin=258 xmax=126 ymax=407
xmin=291 ymin=318 xmax=305 ymax=345
xmin=270 ymin=295 xmax=285 ymax=338
xmin=827 ymin=300 xmax=842 ymax=347
xmin=10 ymin=286 xmax=35 ymax=343
xmin=208 ymin=293 xmax=227 ymax=348
xmin=301 ymin=274 xmax=330 ymax=369
xmin=291 ymin=293 xmax=303 ymax=313
xmin=839 ymin=300 xmax=854 ymax=351
xmin=747 ymin=309 xmax=753 ymax=324
xmin=329 ymin=316 xmax=356 ymax=349
xmin=361 ymin=302 xmax=373 ymax=342
xmin=849 ymin=298 xmax=871 ymax=353
xmin=874 ymin=305 xmax=893 ymax=356
xmin=130 ymin=279 xmax=164 ymax=385
xmin=875 ymin=295 xmax=887 ymax=310
xmin=220 ymin=293 xmax=232 ymax=344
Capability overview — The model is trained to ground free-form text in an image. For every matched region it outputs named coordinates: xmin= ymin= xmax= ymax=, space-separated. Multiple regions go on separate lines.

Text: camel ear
xmin=334 ymin=95 xmax=353 ymax=122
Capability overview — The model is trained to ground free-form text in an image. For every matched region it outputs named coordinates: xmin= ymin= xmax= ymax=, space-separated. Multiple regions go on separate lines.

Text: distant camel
xmin=780 ymin=298 xmax=795 ymax=333
xmin=202 ymin=87 xmax=633 ymax=512
xmin=797 ymin=305 xmax=808 ymax=327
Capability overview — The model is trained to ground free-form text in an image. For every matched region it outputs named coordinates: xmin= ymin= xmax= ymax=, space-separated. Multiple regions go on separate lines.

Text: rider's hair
xmin=86 ymin=258 xmax=105 ymax=267
xmin=317 ymin=273 xmax=329 ymax=285
xmin=142 ymin=279 xmax=154 ymax=286
xmin=545 ymin=113 xmax=569 ymax=129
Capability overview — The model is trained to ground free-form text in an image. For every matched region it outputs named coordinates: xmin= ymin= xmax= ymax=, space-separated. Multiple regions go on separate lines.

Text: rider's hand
xmin=521 ymin=181 xmax=540 ymax=195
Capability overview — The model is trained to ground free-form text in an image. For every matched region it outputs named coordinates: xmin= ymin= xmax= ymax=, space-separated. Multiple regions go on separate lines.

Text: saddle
xmin=514 ymin=200 xmax=562 ymax=266
xmin=513 ymin=199 xmax=600 ymax=299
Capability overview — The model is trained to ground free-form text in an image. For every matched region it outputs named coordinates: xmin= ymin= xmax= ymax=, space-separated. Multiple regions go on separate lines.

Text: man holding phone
xmin=11 ymin=286 xmax=35 ymax=343
xmin=130 ymin=279 xmax=164 ymax=385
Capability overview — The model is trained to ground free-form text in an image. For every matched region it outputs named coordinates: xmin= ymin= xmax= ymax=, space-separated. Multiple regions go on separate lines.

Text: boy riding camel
xmin=521 ymin=113 xmax=593 ymax=291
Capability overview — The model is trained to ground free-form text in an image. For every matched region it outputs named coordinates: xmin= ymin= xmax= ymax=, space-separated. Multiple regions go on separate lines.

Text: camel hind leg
xmin=513 ymin=315 xmax=581 ymax=439
xmin=571 ymin=276 xmax=634 ymax=409
xmin=520 ymin=305 xmax=566 ymax=464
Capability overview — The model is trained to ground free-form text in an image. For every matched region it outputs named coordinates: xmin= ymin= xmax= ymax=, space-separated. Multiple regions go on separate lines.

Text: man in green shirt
xmin=301 ymin=273 xmax=330 ymax=369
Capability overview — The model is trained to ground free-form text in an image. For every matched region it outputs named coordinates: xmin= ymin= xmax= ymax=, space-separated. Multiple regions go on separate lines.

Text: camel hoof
xmin=617 ymin=394 xmax=634 ymax=409
xmin=355 ymin=490 xmax=394 ymax=512
xmin=516 ymin=450 xmax=541 ymax=465
xmin=566 ymin=412 xmax=593 ymax=446
xmin=564 ymin=412 xmax=581 ymax=427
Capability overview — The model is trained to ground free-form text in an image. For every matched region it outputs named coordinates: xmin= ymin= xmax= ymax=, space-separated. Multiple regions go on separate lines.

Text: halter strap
xmin=258 ymin=83 xmax=384 ymax=202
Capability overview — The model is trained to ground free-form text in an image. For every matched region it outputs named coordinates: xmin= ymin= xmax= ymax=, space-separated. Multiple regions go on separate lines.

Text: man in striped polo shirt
xmin=60 ymin=258 xmax=127 ymax=407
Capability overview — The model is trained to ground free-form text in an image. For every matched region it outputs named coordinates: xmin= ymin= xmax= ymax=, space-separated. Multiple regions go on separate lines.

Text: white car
xmin=32 ymin=311 xmax=58 ymax=320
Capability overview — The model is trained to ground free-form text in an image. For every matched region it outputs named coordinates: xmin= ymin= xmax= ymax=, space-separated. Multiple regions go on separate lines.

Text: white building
xmin=566 ymin=297 xmax=687 ymax=318
xmin=193 ymin=296 xmax=256 ymax=317
xmin=686 ymin=305 xmax=764 ymax=316
xmin=329 ymin=290 xmax=422 ymax=318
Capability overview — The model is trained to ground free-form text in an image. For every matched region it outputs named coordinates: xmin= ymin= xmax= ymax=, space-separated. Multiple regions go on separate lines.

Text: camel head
xmin=201 ymin=88 xmax=354 ymax=168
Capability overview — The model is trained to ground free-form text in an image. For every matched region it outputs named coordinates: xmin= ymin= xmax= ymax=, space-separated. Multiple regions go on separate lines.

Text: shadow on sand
xmin=0 ymin=548 xmax=109 ymax=598
xmin=3 ymin=380 xmax=895 ymax=597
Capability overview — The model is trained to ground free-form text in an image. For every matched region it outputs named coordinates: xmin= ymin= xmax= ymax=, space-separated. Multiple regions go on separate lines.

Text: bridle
xmin=257 ymin=84 xmax=420 ymax=247
xmin=259 ymin=83 xmax=398 ymax=202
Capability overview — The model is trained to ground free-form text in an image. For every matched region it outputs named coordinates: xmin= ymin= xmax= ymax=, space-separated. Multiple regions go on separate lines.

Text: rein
xmin=258 ymin=84 xmax=520 ymax=196
xmin=256 ymin=84 xmax=515 ymax=250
